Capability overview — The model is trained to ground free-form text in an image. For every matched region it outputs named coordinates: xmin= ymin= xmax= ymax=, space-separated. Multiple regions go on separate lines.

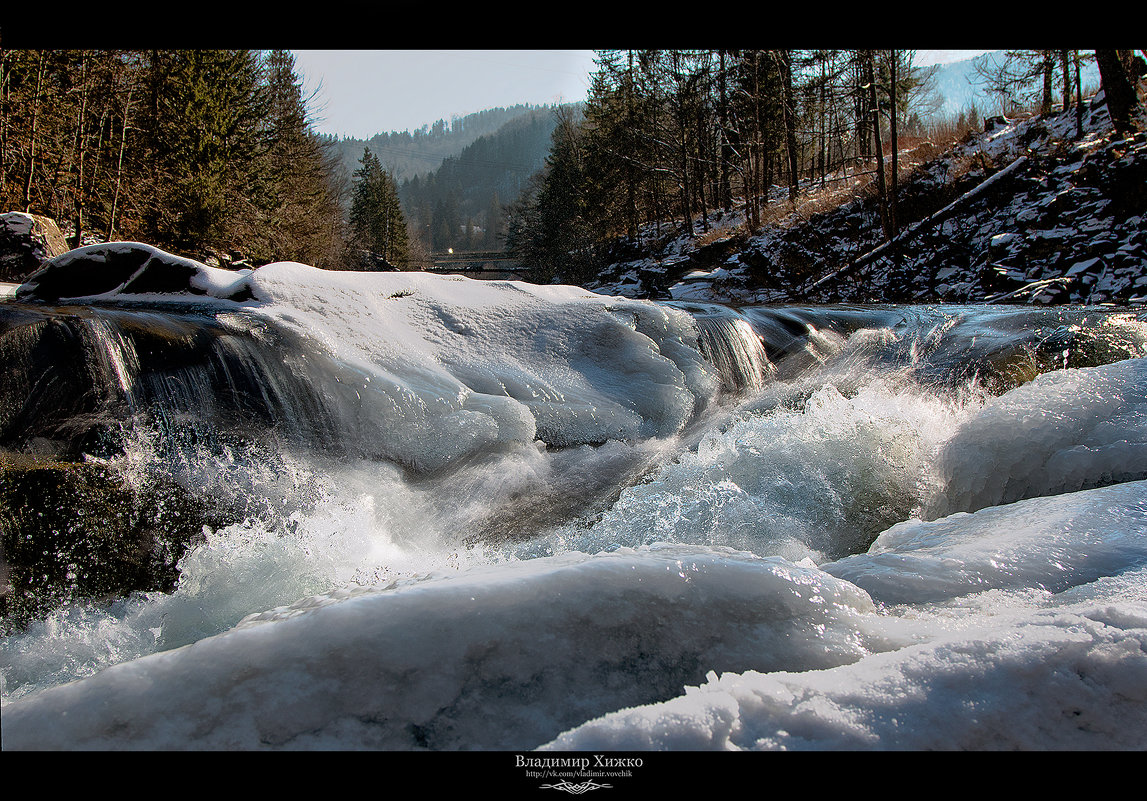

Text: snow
xmin=17 ymin=253 xmax=723 ymax=472
xmin=241 ymin=263 xmax=720 ymax=470
xmin=1 ymin=545 xmax=888 ymax=750
xmin=925 ymin=358 xmax=1147 ymax=518
xmin=542 ymin=590 xmax=1147 ymax=751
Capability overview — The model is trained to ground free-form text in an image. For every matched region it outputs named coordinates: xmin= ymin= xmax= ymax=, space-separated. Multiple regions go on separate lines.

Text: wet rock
xmin=0 ymin=453 xmax=222 ymax=631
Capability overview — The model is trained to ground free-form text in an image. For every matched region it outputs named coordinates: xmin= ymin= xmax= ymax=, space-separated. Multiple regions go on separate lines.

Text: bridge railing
xmin=425 ymin=250 xmax=527 ymax=274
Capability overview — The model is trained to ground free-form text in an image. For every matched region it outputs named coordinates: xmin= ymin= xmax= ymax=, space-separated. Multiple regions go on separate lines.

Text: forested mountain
xmin=398 ymin=106 xmax=564 ymax=255
xmin=324 ymin=104 xmax=552 ymax=187
xmin=932 ymin=51 xmax=1102 ymax=117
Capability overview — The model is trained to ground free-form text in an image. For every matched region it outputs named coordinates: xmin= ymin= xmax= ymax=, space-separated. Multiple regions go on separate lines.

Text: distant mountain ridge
xmin=929 ymin=51 xmax=1102 ymax=117
xmin=325 ymin=103 xmax=564 ymax=255
xmin=399 ymin=106 xmax=565 ymax=254
xmin=325 ymin=104 xmax=556 ymax=186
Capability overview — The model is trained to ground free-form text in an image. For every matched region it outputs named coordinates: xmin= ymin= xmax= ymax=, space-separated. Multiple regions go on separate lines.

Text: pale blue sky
xmin=292 ymin=50 xmax=599 ymax=139
xmin=293 ymin=50 xmax=993 ymax=140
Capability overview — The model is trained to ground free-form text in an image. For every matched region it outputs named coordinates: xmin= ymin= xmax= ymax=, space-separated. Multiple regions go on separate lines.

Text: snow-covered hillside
xmin=588 ymin=91 xmax=1146 ymax=307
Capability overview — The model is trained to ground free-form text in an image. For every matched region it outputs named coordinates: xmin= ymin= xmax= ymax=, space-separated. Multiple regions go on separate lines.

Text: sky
xmin=292 ymin=50 xmax=600 ymax=140
xmin=292 ymin=50 xmax=995 ymax=141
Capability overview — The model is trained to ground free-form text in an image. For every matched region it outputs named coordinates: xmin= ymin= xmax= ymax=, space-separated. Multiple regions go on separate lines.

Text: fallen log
xmin=802 ymin=155 xmax=1030 ymax=294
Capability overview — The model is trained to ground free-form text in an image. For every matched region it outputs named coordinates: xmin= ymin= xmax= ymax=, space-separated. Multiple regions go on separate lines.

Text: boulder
xmin=15 ymin=242 xmax=203 ymax=302
xmin=0 ymin=212 xmax=69 ymax=283
xmin=14 ymin=241 xmax=257 ymax=303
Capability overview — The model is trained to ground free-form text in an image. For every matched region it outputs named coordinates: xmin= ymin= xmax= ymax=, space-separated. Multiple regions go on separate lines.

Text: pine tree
xmin=349 ymin=149 xmax=408 ymax=270
xmin=506 ymin=105 xmax=595 ymax=283
xmin=253 ymin=49 xmax=345 ymax=268
xmin=138 ymin=49 xmax=269 ymax=255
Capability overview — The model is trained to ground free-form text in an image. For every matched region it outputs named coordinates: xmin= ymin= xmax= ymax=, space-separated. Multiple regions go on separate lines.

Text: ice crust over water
xmin=542 ymin=590 xmax=1147 ymax=751
xmin=827 ymin=479 xmax=1147 ymax=603
xmin=1 ymin=545 xmax=887 ymax=750
xmin=246 ymin=263 xmax=720 ymax=471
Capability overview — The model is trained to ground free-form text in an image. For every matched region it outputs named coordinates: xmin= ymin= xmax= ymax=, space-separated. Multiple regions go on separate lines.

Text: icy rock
xmin=15 ymin=242 xmax=255 ymax=303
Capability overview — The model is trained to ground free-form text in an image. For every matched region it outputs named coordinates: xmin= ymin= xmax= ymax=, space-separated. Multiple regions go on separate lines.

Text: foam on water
xmin=526 ymin=377 xmax=971 ymax=563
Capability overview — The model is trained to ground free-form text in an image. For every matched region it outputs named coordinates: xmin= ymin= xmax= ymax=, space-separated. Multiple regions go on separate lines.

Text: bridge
xmin=421 ymin=250 xmax=528 ymax=279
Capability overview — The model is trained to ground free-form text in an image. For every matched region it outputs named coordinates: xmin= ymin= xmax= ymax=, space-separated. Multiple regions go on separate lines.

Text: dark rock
xmin=0 ymin=453 xmax=220 ymax=631
xmin=0 ymin=212 xmax=69 ymax=283
xmin=15 ymin=242 xmax=211 ymax=303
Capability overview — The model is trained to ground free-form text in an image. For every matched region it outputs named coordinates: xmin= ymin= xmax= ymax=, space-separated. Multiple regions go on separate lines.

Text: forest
xmin=504 ymin=49 xmax=1142 ymax=284
xmin=0 ymin=49 xmax=353 ymax=269
xmin=2 ymin=49 xmax=1140 ymax=282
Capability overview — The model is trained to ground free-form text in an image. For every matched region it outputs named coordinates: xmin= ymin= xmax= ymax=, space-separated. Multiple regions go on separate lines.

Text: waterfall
xmin=671 ymin=303 xmax=774 ymax=394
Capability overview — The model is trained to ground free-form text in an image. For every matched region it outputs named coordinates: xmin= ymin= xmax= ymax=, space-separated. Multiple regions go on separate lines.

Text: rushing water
xmin=2 ymin=263 xmax=1146 ymax=750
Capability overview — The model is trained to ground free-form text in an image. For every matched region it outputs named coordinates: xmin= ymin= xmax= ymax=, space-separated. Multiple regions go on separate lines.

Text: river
xmin=2 ymin=261 xmax=1146 ymax=750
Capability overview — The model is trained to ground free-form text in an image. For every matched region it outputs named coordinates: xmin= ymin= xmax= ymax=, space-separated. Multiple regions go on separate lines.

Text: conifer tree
xmin=253 ymin=49 xmax=345 ymax=267
xmin=506 ymin=105 xmax=594 ymax=283
xmin=138 ymin=49 xmax=269 ymax=255
xmin=349 ymin=149 xmax=409 ymax=269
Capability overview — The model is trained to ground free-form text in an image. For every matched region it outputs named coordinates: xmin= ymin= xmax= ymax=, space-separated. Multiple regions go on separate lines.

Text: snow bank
xmin=243 ymin=263 xmax=720 ymax=470
xmin=544 ymin=481 xmax=1147 ymax=752
xmin=0 ymin=545 xmax=884 ymax=750
xmin=540 ymin=595 xmax=1147 ymax=750
xmin=825 ymin=479 xmax=1147 ymax=604
xmin=925 ymin=358 xmax=1147 ymax=517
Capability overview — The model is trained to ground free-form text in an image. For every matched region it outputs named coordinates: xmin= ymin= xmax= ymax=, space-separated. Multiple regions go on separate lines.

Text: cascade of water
xmin=667 ymin=303 xmax=774 ymax=394
xmin=693 ymin=313 xmax=774 ymax=394
xmin=78 ymin=317 xmax=140 ymax=405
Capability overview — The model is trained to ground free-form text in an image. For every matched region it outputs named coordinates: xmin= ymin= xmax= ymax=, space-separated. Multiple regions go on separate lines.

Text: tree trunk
xmin=71 ymin=53 xmax=90 ymax=249
xmin=1041 ymin=51 xmax=1054 ymax=114
xmin=624 ymin=50 xmax=638 ymax=239
xmin=22 ymin=52 xmax=46 ymax=212
xmin=866 ymin=51 xmax=891 ymax=241
xmin=717 ymin=50 xmax=733 ymax=212
xmin=1095 ymin=49 xmax=1140 ymax=135
xmin=889 ymin=50 xmax=899 ymax=239
xmin=1074 ymin=50 xmax=1084 ymax=139
xmin=780 ymin=51 xmax=800 ymax=204
xmin=108 ymin=85 xmax=134 ymax=241
xmin=1060 ymin=51 xmax=1072 ymax=113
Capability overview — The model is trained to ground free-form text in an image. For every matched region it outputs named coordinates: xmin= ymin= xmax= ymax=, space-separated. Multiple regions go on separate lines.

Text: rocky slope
xmin=587 ymin=92 xmax=1147 ymax=307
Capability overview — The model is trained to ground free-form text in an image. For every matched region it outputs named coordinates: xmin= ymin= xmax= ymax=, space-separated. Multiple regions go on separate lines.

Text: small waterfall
xmin=686 ymin=306 xmax=774 ymax=394
xmin=0 ymin=305 xmax=341 ymax=461
xmin=80 ymin=317 xmax=141 ymax=404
